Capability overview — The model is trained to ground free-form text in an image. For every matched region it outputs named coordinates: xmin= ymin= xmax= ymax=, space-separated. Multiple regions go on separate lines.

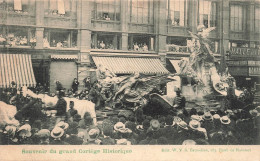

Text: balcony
xmin=44 ymin=11 xmax=77 ymax=28
xmin=166 ymin=44 xmax=190 ymax=55
xmin=0 ymin=10 xmax=35 ymax=26
xmin=128 ymin=23 xmax=154 ymax=34
xmin=91 ymin=19 xmax=121 ymax=32
xmin=229 ymin=47 xmax=260 ymax=58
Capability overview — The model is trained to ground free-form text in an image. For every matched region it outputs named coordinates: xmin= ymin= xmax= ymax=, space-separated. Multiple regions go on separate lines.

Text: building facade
xmin=0 ymin=0 xmax=259 ymax=92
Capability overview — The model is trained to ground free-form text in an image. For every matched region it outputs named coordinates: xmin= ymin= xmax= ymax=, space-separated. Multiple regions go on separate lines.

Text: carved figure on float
xmin=179 ymin=25 xmax=242 ymax=97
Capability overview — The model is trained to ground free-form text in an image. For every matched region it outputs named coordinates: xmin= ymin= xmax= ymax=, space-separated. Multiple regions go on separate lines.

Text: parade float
xmin=92 ymin=25 xmax=245 ymax=116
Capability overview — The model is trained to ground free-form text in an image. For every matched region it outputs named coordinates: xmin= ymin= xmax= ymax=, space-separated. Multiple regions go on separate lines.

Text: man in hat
xmin=67 ymin=101 xmax=78 ymax=122
xmin=50 ymin=127 xmax=69 ymax=145
xmin=46 ymin=90 xmax=67 ymax=124
xmin=188 ymin=120 xmax=206 ymax=141
xmin=147 ymin=120 xmax=163 ymax=140
xmin=176 ymin=121 xmax=189 ymax=144
xmin=83 ymin=128 xmax=101 ymax=145
xmin=64 ymin=122 xmax=82 ymax=145
xmin=201 ymin=112 xmax=214 ymax=133
xmin=101 ymin=126 xmax=116 ymax=145
xmin=160 ymin=115 xmax=177 ymax=144
xmin=35 ymin=129 xmax=50 ymax=145
xmin=173 ymin=88 xmax=186 ymax=110
xmin=71 ymin=78 xmax=79 ymax=93
xmin=55 ymin=80 xmax=64 ymax=92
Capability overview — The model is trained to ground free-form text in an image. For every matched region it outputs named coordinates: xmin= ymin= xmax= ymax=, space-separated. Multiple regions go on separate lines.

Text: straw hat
xmin=177 ymin=121 xmax=188 ymax=130
xmin=88 ymin=128 xmax=100 ymax=141
xmin=182 ymin=139 xmax=196 ymax=145
xmin=18 ymin=124 xmax=31 ymax=132
xmin=220 ymin=116 xmax=231 ymax=125
xmin=56 ymin=121 xmax=69 ymax=130
xmin=114 ymin=122 xmax=125 ymax=131
xmin=51 ymin=127 xmax=64 ymax=139
xmin=249 ymin=110 xmax=258 ymax=117
xmin=203 ymin=112 xmax=213 ymax=121
xmin=213 ymin=114 xmax=220 ymax=120
xmin=189 ymin=120 xmax=201 ymax=130
xmin=116 ymin=139 xmax=131 ymax=145
xmin=36 ymin=129 xmax=50 ymax=138
xmin=191 ymin=115 xmax=202 ymax=122
xmin=150 ymin=120 xmax=160 ymax=131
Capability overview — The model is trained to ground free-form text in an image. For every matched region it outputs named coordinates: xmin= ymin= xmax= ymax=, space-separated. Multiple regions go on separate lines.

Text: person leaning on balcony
xmin=134 ymin=43 xmax=139 ymax=51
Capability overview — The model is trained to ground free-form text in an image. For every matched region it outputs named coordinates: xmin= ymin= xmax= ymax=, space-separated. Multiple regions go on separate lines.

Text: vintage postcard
xmin=0 ymin=0 xmax=259 ymax=160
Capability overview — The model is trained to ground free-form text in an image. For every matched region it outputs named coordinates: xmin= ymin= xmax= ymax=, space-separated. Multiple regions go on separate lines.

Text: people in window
xmin=30 ymin=37 xmax=36 ymax=48
xmin=134 ymin=43 xmax=139 ymax=51
xmin=143 ymin=43 xmax=148 ymax=51
xmin=0 ymin=34 xmax=7 ymax=46
xmin=4 ymin=34 xmax=29 ymax=47
xmin=133 ymin=42 xmax=151 ymax=51
xmin=56 ymin=41 xmax=63 ymax=48
xmin=100 ymin=41 xmax=105 ymax=49
xmin=43 ymin=37 xmax=50 ymax=48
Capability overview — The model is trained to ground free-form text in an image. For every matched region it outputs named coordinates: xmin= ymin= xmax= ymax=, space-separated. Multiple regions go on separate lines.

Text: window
xmin=91 ymin=32 xmax=120 ymax=50
xmin=230 ymin=5 xmax=244 ymax=31
xmin=92 ymin=0 xmax=120 ymax=21
xmin=128 ymin=35 xmax=154 ymax=51
xmin=2 ymin=26 xmax=35 ymax=47
xmin=130 ymin=0 xmax=153 ymax=24
xmin=198 ymin=0 xmax=217 ymax=28
xmin=44 ymin=30 xmax=77 ymax=48
xmin=167 ymin=0 xmax=187 ymax=26
xmin=44 ymin=0 xmax=77 ymax=17
xmin=0 ymin=0 xmax=35 ymax=13
xmin=255 ymin=7 xmax=260 ymax=32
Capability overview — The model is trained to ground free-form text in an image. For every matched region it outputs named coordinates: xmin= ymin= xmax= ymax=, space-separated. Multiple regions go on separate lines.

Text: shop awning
xmin=0 ymin=54 xmax=36 ymax=88
xmin=51 ymin=55 xmax=78 ymax=60
xmin=169 ymin=59 xmax=181 ymax=73
xmin=92 ymin=56 xmax=169 ymax=75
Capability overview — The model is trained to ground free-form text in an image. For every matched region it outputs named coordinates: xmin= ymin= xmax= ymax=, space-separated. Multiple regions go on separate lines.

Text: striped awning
xmin=0 ymin=54 xmax=36 ymax=88
xmin=92 ymin=56 xmax=169 ymax=74
xmin=51 ymin=55 xmax=78 ymax=60
xmin=169 ymin=59 xmax=181 ymax=73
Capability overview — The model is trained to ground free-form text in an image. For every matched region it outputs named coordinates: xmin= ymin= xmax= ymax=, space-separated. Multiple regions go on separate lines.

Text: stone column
xmin=121 ymin=0 xmax=128 ymax=50
xmin=248 ymin=2 xmax=255 ymax=47
xmin=35 ymin=0 xmax=44 ymax=26
xmin=35 ymin=28 xmax=44 ymax=49
xmin=187 ymin=0 xmax=198 ymax=32
xmin=34 ymin=0 xmax=44 ymax=49
xmin=154 ymin=0 xmax=167 ymax=53
xmin=77 ymin=0 xmax=93 ymax=90
xmin=219 ymin=0 xmax=230 ymax=73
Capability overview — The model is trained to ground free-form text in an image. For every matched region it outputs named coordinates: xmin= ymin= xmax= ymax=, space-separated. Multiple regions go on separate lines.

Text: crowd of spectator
xmin=0 ymin=80 xmax=259 ymax=145
xmin=132 ymin=42 xmax=148 ymax=51
xmin=94 ymin=40 xmax=114 ymax=50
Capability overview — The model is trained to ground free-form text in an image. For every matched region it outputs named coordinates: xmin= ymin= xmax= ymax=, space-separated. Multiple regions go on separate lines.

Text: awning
xmin=51 ymin=55 xmax=78 ymax=60
xmin=169 ymin=59 xmax=181 ymax=73
xmin=0 ymin=54 xmax=36 ymax=88
xmin=92 ymin=56 xmax=169 ymax=75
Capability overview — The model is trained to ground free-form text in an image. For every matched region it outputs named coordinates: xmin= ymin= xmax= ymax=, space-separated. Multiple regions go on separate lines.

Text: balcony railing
xmin=229 ymin=47 xmax=260 ymax=57
xmin=166 ymin=44 xmax=190 ymax=53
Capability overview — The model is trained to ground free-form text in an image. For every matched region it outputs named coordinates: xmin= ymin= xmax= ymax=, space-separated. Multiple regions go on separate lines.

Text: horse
xmin=0 ymin=101 xmax=19 ymax=129
xmin=22 ymin=87 xmax=97 ymax=125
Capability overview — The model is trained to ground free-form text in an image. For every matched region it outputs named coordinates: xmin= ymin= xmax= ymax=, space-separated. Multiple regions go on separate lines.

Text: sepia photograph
xmin=0 ymin=0 xmax=259 ymax=160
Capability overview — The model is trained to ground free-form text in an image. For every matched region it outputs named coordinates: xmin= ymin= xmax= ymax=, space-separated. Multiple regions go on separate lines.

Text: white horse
xmin=22 ymin=87 xmax=97 ymax=125
xmin=0 ymin=101 xmax=19 ymax=128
